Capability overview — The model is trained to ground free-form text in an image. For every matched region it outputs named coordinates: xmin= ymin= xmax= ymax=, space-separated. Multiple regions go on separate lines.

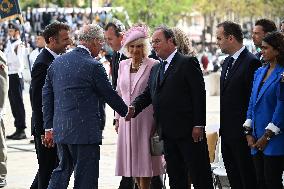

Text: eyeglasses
xmin=150 ymin=39 xmax=162 ymax=45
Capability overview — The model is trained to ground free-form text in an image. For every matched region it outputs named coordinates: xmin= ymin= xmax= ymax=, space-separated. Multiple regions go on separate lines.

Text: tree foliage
xmin=112 ymin=0 xmax=194 ymax=27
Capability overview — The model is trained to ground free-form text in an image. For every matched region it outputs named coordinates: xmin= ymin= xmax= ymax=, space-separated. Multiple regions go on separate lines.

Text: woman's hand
xmin=253 ymin=130 xmax=274 ymax=151
xmin=246 ymin=135 xmax=256 ymax=148
xmin=253 ymin=135 xmax=268 ymax=151
xmin=115 ymin=119 xmax=119 ymax=134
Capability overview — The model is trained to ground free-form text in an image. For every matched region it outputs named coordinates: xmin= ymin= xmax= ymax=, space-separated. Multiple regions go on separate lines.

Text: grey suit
xmin=43 ymin=47 xmax=128 ymax=189
xmin=0 ymin=50 xmax=8 ymax=180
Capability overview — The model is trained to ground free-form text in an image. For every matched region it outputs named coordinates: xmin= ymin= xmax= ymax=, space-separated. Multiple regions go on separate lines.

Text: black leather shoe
xmin=6 ymin=130 xmax=18 ymax=139
xmin=11 ymin=130 xmax=27 ymax=140
xmin=0 ymin=178 xmax=6 ymax=188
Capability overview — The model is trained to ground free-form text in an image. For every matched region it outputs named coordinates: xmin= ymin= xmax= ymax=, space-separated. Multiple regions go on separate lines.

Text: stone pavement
xmin=2 ymin=76 xmax=220 ymax=189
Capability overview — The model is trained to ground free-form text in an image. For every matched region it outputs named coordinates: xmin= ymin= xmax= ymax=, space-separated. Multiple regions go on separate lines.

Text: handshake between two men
xmin=42 ymin=106 xmax=136 ymax=148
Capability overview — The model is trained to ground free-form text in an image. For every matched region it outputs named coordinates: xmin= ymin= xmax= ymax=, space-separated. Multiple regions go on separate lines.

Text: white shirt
xmin=29 ymin=48 xmax=43 ymax=68
xmin=231 ymin=46 xmax=246 ymax=65
xmin=4 ymin=39 xmax=28 ymax=75
xmin=161 ymin=49 xmax=177 ymax=72
xmin=45 ymin=46 xmax=59 ymax=59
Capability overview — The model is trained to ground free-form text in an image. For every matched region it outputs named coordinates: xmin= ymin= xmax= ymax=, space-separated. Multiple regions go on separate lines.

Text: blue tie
xmin=225 ymin=57 xmax=234 ymax=80
xmin=159 ymin=60 xmax=167 ymax=82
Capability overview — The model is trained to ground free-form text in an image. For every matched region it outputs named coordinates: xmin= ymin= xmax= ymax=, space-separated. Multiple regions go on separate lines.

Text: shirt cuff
xmin=194 ymin=126 xmax=205 ymax=128
xmin=265 ymin=123 xmax=280 ymax=135
xmin=243 ymin=119 xmax=252 ymax=128
xmin=45 ymin=128 xmax=53 ymax=132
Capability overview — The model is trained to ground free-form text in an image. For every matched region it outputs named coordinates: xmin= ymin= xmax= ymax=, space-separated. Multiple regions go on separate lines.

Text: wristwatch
xmin=244 ymin=130 xmax=252 ymax=135
xmin=265 ymin=135 xmax=271 ymax=141
xmin=264 ymin=130 xmax=274 ymax=141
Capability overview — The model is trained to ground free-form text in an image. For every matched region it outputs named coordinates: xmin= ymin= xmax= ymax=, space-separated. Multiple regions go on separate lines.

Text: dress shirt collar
xmin=231 ymin=46 xmax=245 ymax=60
xmin=159 ymin=49 xmax=177 ymax=71
xmin=77 ymin=45 xmax=91 ymax=56
xmin=118 ymin=48 xmax=123 ymax=55
xmin=163 ymin=49 xmax=178 ymax=64
xmin=45 ymin=46 xmax=59 ymax=59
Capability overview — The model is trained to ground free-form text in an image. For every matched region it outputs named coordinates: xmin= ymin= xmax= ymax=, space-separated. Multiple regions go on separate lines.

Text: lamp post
xmin=90 ymin=0 xmax=93 ymax=23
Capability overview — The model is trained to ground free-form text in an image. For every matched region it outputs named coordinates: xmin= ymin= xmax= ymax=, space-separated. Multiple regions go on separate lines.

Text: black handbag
xmin=150 ymin=133 xmax=164 ymax=156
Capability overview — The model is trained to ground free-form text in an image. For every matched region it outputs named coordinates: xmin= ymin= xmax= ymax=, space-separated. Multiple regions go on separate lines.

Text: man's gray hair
xmin=78 ymin=24 xmax=104 ymax=42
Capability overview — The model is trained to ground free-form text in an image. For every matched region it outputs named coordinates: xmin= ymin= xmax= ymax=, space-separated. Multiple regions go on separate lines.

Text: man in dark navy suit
xmin=42 ymin=24 xmax=129 ymax=189
xmin=30 ymin=22 xmax=71 ymax=189
xmin=128 ymin=25 xmax=213 ymax=189
xmin=104 ymin=19 xmax=127 ymax=90
xmin=217 ymin=21 xmax=261 ymax=189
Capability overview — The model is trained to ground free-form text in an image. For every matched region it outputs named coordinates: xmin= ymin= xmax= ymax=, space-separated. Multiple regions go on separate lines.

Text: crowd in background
xmin=0 ymin=4 xmax=284 ymax=187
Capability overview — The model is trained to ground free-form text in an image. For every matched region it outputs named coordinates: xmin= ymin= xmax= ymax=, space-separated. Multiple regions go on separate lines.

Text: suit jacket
xmin=30 ymin=48 xmax=54 ymax=136
xmin=132 ymin=52 xmax=206 ymax=139
xmin=42 ymin=47 xmax=128 ymax=144
xmin=111 ymin=51 xmax=127 ymax=89
xmin=220 ymin=47 xmax=261 ymax=140
xmin=0 ymin=50 xmax=8 ymax=113
xmin=246 ymin=64 xmax=284 ymax=155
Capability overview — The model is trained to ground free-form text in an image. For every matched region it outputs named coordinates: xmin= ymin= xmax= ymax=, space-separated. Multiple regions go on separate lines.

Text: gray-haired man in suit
xmin=42 ymin=24 xmax=131 ymax=189
xmin=0 ymin=50 xmax=8 ymax=188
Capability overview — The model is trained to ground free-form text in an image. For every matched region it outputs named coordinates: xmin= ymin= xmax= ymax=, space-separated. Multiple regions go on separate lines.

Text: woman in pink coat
xmin=115 ymin=25 xmax=164 ymax=189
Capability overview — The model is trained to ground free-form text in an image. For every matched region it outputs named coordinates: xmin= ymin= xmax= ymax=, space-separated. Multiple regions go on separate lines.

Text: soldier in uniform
xmin=4 ymin=22 xmax=28 ymax=140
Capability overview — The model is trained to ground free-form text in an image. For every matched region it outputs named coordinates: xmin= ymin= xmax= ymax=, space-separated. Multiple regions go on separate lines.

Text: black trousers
xmin=30 ymin=135 xmax=58 ymax=189
xmin=8 ymin=74 xmax=26 ymax=130
xmin=221 ymin=137 xmax=257 ymax=189
xmin=253 ymin=151 xmax=284 ymax=189
xmin=163 ymin=136 xmax=213 ymax=189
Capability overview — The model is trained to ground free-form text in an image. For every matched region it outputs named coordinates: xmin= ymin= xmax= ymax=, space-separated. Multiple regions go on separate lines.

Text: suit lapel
xmin=221 ymin=57 xmax=231 ymax=92
xmin=42 ymin=48 xmax=55 ymax=65
xmin=256 ymin=64 xmax=283 ymax=103
xmin=131 ymin=62 xmax=147 ymax=94
xmin=225 ymin=49 xmax=248 ymax=85
xmin=223 ymin=48 xmax=248 ymax=90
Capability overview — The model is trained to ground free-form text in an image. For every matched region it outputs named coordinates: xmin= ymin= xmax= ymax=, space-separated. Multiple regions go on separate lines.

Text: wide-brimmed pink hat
xmin=121 ymin=25 xmax=149 ymax=48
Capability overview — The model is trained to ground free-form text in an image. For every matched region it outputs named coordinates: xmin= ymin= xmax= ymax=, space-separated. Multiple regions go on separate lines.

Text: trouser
xmin=253 ymin=151 xmax=284 ymax=189
xmin=30 ymin=135 xmax=58 ymax=189
xmin=163 ymin=136 xmax=213 ymax=189
xmin=0 ymin=119 xmax=7 ymax=179
xmin=8 ymin=74 xmax=26 ymax=130
xmin=221 ymin=137 xmax=257 ymax=189
xmin=48 ymin=143 xmax=100 ymax=189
